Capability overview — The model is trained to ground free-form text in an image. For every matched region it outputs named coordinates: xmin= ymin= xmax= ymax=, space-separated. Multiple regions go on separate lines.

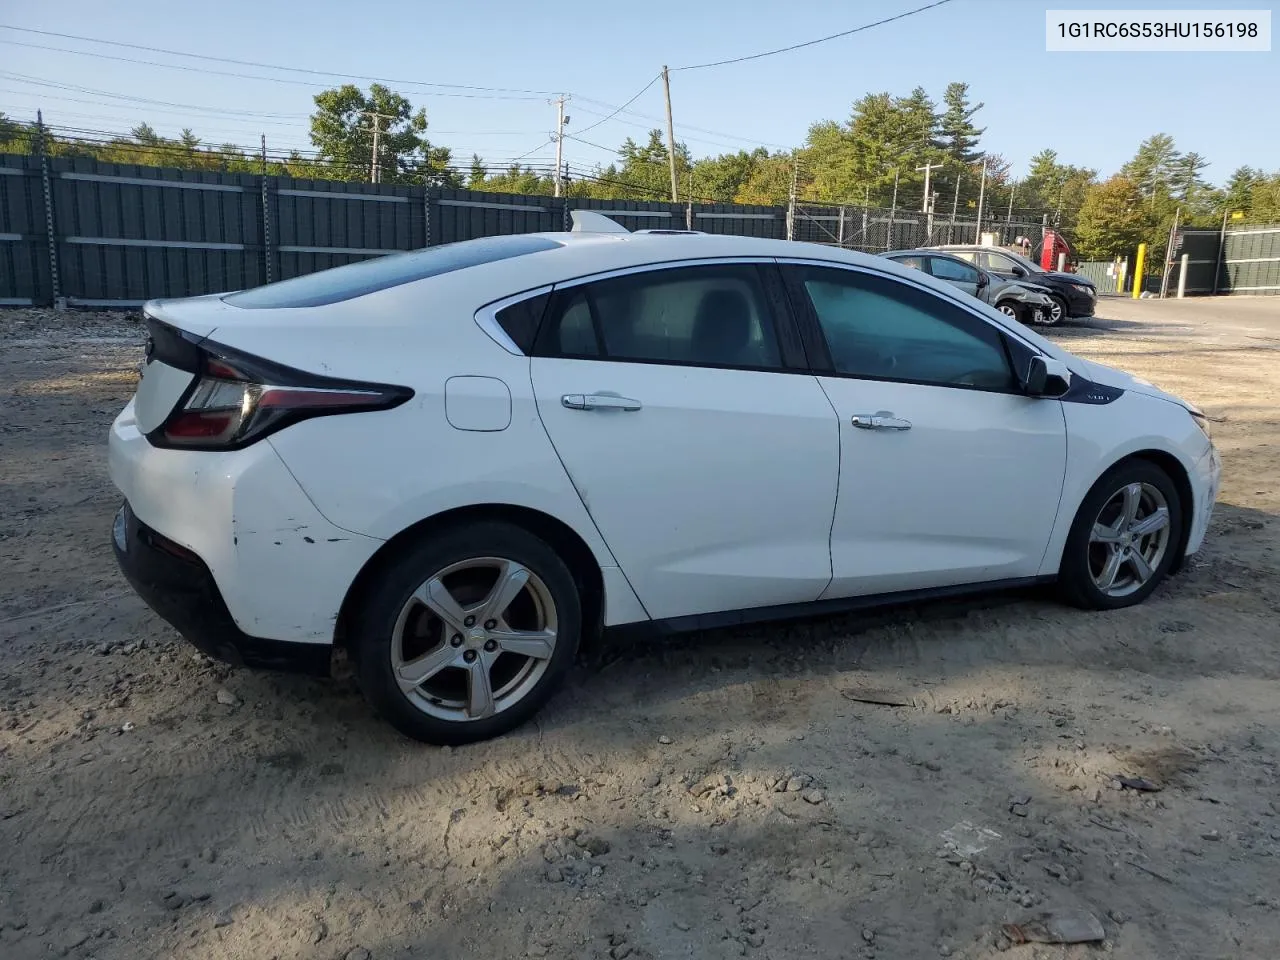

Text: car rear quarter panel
xmin=259 ymin=289 xmax=649 ymax=627
xmin=109 ymin=402 xmax=383 ymax=643
xmin=1037 ymin=392 xmax=1210 ymax=576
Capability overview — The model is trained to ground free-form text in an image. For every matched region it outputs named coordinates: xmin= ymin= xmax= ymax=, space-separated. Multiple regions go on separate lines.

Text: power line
xmin=570 ymin=105 xmax=786 ymax=153
xmin=510 ymin=139 xmax=555 ymax=162
xmin=564 ymin=134 xmax=620 ymax=154
xmin=2 ymin=71 xmax=308 ymax=119
xmin=0 ymin=39 xmax=547 ymax=99
xmin=572 ymin=75 xmax=662 ymax=136
xmin=672 ymin=0 xmax=956 ymax=71
xmin=0 ymin=24 xmax=563 ymax=95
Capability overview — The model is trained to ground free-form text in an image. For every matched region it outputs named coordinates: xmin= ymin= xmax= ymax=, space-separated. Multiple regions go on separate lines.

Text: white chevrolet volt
xmin=109 ymin=213 xmax=1221 ymax=744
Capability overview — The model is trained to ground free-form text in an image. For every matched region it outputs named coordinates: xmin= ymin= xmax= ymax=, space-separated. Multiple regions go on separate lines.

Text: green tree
xmin=593 ymin=129 xmax=692 ymax=200
xmin=734 ymin=151 xmax=796 ymax=205
xmin=1223 ymin=165 xmax=1262 ymax=214
xmin=309 ymin=83 xmax=456 ymax=185
xmin=1020 ymin=148 xmax=1096 ymax=227
xmin=938 ymin=81 xmax=984 ymax=164
xmin=472 ymin=163 xmax=554 ymax=196
xmin=1249 ymin=173 xmax=1280 ymax=223
xmin=690 ymin=148 xmax=769 ymax=203
xmin=1170 ymin=151 xmax=1209 ymax=200
xmin=1075 ymin=175 xmax=1153 ymax=259
xmin=1120 ymin=133 xmax=1180 ymax=201
xmin=0 ymin=111 xmax=22 ymax=150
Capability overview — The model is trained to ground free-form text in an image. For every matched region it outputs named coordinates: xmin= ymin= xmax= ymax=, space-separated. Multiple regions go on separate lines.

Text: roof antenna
xmin=569 ymin=210 xmax=630 ymax=234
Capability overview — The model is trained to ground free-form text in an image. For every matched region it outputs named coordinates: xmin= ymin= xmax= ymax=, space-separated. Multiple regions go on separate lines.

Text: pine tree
xmin=1224 ymin=165 xmax=1261 ymax=212
xmin=1170 ymin=151 xmax=1209 ymax=201
xmin=1120 ymin=134 xmax=1181 ymax=199
xmin=938 ymin=81 xmax=985 ymax=164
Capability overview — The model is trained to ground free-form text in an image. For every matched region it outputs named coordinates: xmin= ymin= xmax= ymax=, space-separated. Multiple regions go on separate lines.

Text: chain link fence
xmin=790 ymin=203 xmax=1048 ymax=254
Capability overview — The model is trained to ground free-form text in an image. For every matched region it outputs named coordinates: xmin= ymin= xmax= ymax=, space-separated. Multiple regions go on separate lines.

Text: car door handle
xmin=851 ymin=412 xmax=912 ymax=431
xmin=561 ymin=393 xmax=643 ymax=412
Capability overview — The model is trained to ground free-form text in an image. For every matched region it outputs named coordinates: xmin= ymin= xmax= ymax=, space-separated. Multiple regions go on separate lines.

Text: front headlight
xmin=1071 ymin=283 xmax=1094 ymax=296
xmin=1189 ymin=409 xmax=1212 ymax=441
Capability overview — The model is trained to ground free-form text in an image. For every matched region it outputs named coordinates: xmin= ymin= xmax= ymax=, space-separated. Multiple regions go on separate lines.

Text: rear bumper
xmin=108 ymin=400 xmax=383 ymax=644
xmin=113 ymin=502 xmax=332 ymax=675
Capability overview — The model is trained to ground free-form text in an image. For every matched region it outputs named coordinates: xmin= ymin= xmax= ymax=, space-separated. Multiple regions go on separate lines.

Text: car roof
xmin=884 ymin=248 xmax=970 ymax=263
xmin=435 ymin=226 xmax=938 ymax=296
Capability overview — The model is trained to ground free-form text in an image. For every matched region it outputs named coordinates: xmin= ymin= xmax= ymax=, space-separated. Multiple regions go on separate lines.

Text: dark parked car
xmin=929 ymin=244 xmax=1097 ymax=323
xmin=882 ymin=249 xmax=1057 ymax=326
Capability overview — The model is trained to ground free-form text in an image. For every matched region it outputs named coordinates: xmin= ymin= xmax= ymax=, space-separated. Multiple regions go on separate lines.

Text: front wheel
xmin=1044 ymin=295 xmax=1067 ymax=326
xmin=1058 ymin=461 xmax=1184 ymax=610
xmin=351 ymin=522 xmax=581 ymax=745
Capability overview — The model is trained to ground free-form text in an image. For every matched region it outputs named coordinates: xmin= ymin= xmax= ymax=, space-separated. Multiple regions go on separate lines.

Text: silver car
xmin=882 ymin=249 xmax=1056 ymax=326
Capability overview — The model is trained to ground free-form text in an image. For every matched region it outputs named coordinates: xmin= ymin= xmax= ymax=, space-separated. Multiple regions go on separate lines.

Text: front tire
xmin=1045 ymin=295 xmax=1067 ymax=326
xmin=351 ymin=521 xmax=581 ymax=745
xmin=1059 ymin=461 xmax=1184 ymax=610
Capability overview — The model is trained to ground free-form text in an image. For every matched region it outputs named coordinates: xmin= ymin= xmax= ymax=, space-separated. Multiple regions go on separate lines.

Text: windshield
xmin=1001 ymin=249 xmax=1045 ymax=273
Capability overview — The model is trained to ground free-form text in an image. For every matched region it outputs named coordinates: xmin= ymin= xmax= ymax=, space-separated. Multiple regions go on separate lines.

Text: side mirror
xmin=1023 ymin=356 xmax=1071 ymax=398
xmin=976 ymin=271 xmax=990 ymax=289
xmin=1011 ymin=265 xmax=1027 ymax=278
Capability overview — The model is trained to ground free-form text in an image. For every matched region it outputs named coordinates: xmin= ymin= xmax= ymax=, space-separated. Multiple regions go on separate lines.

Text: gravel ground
xmin=1 ymin=299 xmax=1278 ymax=960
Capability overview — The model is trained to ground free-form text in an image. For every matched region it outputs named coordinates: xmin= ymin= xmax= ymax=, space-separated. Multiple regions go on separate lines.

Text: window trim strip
xmin=474 ymin=285 xmax=554 ymax=356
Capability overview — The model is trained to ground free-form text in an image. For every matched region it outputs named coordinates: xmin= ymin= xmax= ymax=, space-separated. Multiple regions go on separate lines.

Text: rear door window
xmin=538 ymin=264 xmax=786 ymax=371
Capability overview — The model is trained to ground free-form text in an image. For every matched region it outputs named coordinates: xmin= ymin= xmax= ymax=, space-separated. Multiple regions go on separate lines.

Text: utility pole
xmin=362 ymin=111 xmax=395 ymax=184
xmin=1006 ymin=181 xmax=1015 ymax=226
xmin=974 ymin=156 xmax=988 ymax=244
xmin=786 ymin=152 xmax=799 ymax=241
xmin=915 ymin=161 xmax=943 ymax=214
xmin=551 ymin=95 xmax=570 ymax=198
xmin=661 ymin=66 xmax=679 ymax=203
xmin=949 ymin=174 xmax=961 ymax=244
xmin=887 ymin=170 xmax=899 ymax=250
xmin=916 ymin=161 xmax=943 ymax=242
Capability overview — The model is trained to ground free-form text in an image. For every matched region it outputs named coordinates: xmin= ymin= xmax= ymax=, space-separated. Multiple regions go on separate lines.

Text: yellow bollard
xmin=1132 ymin=243 xmax=1146 ymax=298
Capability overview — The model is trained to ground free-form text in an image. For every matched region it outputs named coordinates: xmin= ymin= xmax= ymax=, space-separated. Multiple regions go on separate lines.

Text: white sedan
xmin=109 ymin=213 xmax=1221 ymax=744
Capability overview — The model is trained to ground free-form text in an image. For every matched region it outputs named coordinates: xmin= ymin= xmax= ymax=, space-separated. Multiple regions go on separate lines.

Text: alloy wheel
xmin=1088 ymin=482 xmax=1172 ymax=598
xmin=390 ymin=557 xmax=558 ymax=721
xmin=997 ymin=303 xmax=1019 ymax=319
xmin=1047 ymin=298 xmax=1065 ymax=324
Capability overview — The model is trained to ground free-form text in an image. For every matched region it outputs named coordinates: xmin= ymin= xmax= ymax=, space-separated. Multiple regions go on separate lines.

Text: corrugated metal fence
xmin=0 ymin=154 xmax=795 ymax=306
xmin=4 ymin=152 xmax=1278 ymax=305
xmin=1163 ymin=226 xmax=1280 ymax=297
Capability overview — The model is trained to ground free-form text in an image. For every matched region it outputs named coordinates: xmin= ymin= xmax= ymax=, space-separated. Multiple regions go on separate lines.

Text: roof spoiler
xmin=569 ymin=210 xmax=631 ymax=234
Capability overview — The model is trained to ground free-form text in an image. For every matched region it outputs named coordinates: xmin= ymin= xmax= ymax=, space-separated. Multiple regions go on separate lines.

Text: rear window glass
xmin=224 ymin=235 xmax=562 ymax=309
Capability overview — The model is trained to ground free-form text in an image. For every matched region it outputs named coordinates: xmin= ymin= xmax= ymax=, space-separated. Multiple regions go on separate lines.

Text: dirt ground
xmin=2 ymin=296 xmax=1278 ymax=960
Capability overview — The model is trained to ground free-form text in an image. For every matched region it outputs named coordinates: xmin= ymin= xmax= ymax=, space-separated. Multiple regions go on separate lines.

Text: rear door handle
xmin=850 ymin=412 xmax=912 ymax=431
xmin=561 ymin=393 xmax=643 ymax=412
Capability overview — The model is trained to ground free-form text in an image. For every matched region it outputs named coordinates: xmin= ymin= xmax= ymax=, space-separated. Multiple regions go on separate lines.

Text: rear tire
xmin=1059 ymin=461 xmax=1184 ymax=610
xmin=351 ymin=521 xmax=581 ymax=745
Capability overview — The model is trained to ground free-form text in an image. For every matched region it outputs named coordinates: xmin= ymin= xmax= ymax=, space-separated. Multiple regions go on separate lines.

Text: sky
xmin=1 ymin=0 xmax=1276 ymax=185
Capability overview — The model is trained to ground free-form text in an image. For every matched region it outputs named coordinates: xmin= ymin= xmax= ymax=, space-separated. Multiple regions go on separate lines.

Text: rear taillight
xmin=145 ymin=320 xmax=412 ymax=451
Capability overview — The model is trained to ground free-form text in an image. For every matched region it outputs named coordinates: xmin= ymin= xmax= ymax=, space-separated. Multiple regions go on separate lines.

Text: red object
xmin=1040 ymin=230 xmax=1074 ymax=272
